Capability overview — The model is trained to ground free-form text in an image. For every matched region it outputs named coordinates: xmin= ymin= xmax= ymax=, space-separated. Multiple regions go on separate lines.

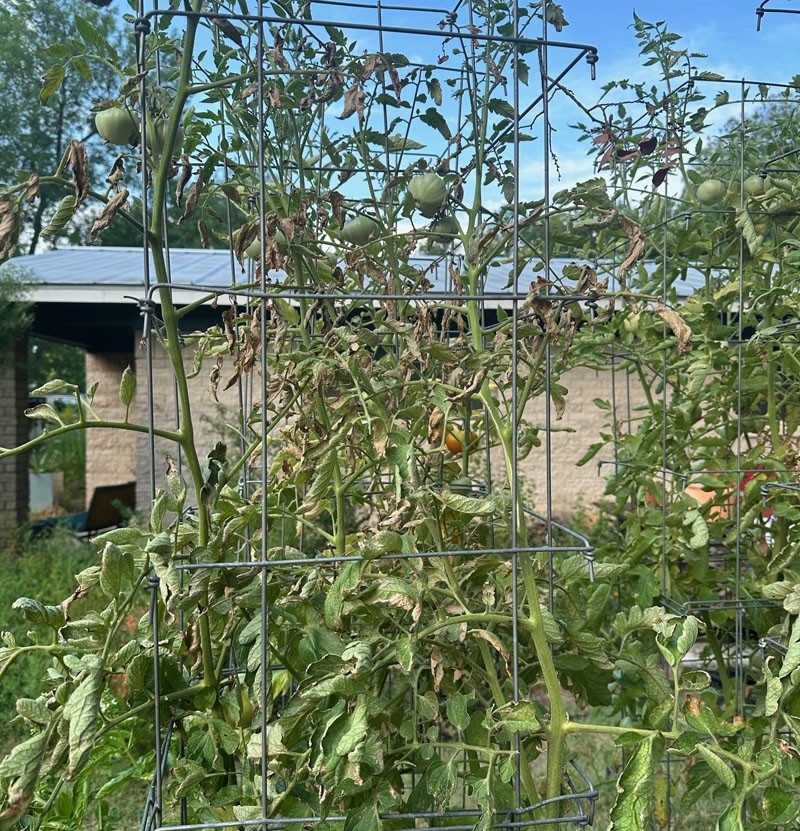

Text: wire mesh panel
xmin=130 ymin=0 xmax=603 ymax=829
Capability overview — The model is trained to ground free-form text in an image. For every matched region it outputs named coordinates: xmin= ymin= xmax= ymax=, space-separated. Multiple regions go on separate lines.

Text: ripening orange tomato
xmin=445 ymin=429 xmax=478 ymax=455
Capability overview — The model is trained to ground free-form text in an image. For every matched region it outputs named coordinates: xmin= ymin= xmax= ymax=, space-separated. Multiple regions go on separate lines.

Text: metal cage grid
xmin=119 ymin=2 xmax=800 ymax=829
xmin=132 ymin=0 xmax=602 ymax=829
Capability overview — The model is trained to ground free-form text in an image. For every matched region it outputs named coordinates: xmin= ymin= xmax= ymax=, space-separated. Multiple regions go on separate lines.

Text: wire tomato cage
xmin=131 ymin=0 xmax=605 ymax=829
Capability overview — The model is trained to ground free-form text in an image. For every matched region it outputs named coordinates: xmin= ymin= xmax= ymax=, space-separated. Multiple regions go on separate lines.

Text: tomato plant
xmin=2 ymin=4 xmax=800 ymax=831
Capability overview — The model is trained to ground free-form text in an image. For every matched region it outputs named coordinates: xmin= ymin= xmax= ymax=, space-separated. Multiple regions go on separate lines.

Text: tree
xmin=0 ymin=0 xmax=127 ymax=254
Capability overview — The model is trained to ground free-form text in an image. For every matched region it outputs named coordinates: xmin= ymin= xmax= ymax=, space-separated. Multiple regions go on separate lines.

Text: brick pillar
xmin=85 ymin=349 xmax=137 ymax=509
xmin=0 ymin=338 xmax=29 ymax=528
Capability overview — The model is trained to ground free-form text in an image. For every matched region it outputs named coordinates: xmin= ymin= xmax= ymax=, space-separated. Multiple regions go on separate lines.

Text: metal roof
xmin=3 ymin=245 xmax=709 ymax=305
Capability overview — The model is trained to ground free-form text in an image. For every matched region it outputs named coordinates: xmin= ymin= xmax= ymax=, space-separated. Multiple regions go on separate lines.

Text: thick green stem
xmin=701 ymin=614 xmax=735 ymax=712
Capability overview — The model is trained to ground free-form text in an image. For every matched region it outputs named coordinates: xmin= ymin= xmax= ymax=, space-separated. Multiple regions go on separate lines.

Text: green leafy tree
xmin=0 ymin=0 xmax=127 ymax=254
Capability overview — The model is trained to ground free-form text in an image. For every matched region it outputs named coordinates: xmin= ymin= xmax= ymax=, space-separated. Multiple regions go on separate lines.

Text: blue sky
xmin=174 ymin=1 xmax=800 ymax=204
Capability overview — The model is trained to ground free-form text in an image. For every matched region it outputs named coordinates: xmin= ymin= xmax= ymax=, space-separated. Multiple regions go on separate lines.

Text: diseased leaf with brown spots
xmin=67 ymin=140 xmax=90 ymax=212
xmin=90 ymin=188 xmax=129 ymax=242
xmin=654 ymin=303 xmax=692 ymax=356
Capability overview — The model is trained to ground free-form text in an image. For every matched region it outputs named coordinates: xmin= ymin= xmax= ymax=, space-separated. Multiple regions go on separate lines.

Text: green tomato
xmin=145 ymin=114 xmax=184 ymax=160
xmin=743 ymin=174 xmax=772 ymax=197
xmin=428 ymin=214 xmax=460 ymax=243
xmin=245 ymin=230 xmax=288 ymax=259
xmin=409 ymin=172 xmax=447 ymax=218
xmin=622 ymin=312 xmax=640 ymax=334
xmin=341 ymin=216 xmax=378 ymax=246
xmin=95 ymin=107 xmax=139 ymax=146
xmin=696 ymin=179 xmax=726 ymax=205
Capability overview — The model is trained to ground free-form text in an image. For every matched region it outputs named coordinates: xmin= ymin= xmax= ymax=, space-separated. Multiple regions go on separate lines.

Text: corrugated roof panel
xmin=2 ymin=246 xmax=711 ymax=297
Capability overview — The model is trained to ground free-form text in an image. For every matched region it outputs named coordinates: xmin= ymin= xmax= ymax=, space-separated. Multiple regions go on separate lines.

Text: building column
xmin=0 ymin=338 xmax=29 ymax=530
xmin=85 ymin=348 xmax=137 ymax=509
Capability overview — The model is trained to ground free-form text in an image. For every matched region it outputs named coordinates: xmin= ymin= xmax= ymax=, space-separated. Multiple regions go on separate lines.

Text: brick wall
xmin=133 ymin=338 xmax=242 ymax=512
xmin=0 ymin=339 xmax=29 ymax=528
xmin=512 ymin=363 xmax=650 ymax=518
xmin=85 ymin=349 xmax=138 ymax=507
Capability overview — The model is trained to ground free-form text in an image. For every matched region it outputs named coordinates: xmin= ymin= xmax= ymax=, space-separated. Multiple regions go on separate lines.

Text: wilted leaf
xmin=67 ymin=140 xmax=90 ymax=211
xmin=41 ymin=195 xmax=77 ymax=237
xmin=90 ymin=188 xmax=129 ymax=242
xmin=654 ymin=303 xmax=692 ymax=356
xmin=696 ymin=744 xmax=735 ymax=789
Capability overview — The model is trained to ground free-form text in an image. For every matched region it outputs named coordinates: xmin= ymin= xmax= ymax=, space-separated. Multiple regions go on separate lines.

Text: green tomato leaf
xmin=498 ymin=701 xmax=540 ymax=735
xmin=608 ymin=735 xmax=654 ymax=831
xmin=40 ymin=63 xmax=66 ymax=106
xmin=716 ymin=802 xmax=744 ymax=831
xmin=696 ymin=744 xmax=735 ymax=790
xmin=446 ymin=693 xmax=470 ymax=730
xmin=764 ymin=657 xmax=782 ymax=716
xmin=63 ymin=657 xmax=104 ymax=776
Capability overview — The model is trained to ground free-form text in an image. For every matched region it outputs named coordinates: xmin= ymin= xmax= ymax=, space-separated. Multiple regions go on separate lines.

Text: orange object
xmin=445 ymin=429 xmax=478 ymax=455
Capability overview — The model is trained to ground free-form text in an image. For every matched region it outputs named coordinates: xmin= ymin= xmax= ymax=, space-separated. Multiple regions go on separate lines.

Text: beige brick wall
xmin=133 ymin=338 xmax=243 ymax=512
xmin=511 ymin=363 xmax=650 ymax=518
xmin=0 ymin=339 xmax=29 ymax=528
xmin=85 ymin=350 xmax=138 ymax=508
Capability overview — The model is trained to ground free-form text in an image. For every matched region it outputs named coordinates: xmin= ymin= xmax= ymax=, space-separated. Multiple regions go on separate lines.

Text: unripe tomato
xmin=409 ymin=172 xmax=447 ymax=218
xmin=623 ymin=312 xmax=640 ymax=334
xmin=223 ymin=687 xmax=254 ymax=728
xmin=245 ymin=230 xmax=288 ymax=259
xmin=95 ymin=107 xmax=139 ymax=146
xmin=743 ymin=174 xmax=772 ymax=197
xmin=145 ymin=114 xmax=184 ymax=160
xmin=341 ymin=216 xmax=378 ymax=246
xmin=445 ymin=429 xmax=478 ymax=455
xmin=696 ymin=179 xmax=726 ymax=205
xmin=429 ymin=214 xmax=460 ymax=243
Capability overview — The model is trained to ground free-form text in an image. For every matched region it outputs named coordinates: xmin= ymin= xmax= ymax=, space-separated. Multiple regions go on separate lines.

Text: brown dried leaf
xmin=617 ymin=216 xmax=646 ymax=284
xmin=175 ymin=154 xmax=192 ymax=206
xmin=330 ymin=191 xmax=346 ymax=228
xmin=197 ymin=219 xmax=210 ymax=249
xmin=638 ymin=136 xmax=658 ymax=155
xmin=105 ymin=155 xmax=125 ymax=192
xmin=431 ymin=646 xmax=444 ymax=692
xmin=90 ymin=188 xmax=129 ymax=242
xmin=0 ymin=195 xmax=18 ymax=263
xmin=211 ymin=16 xmax=244 ymax=47
xmin=178 ymin=167 xmax=205 ymax=227
xmin=268 ymin=86 xmax=282 ymax=109
xmin=428 ymin=407 xmax=444 ymax=444
xmin=67 ymin=140 xmax=90 ymax=212
xmin=530 ymin=298 xmax=558 ymax=336
xmin=25 ymin=174 xmax=39 ymax=204
xmin=234 ymin=222 xmax=257 ymax=267
xmin=221 ymin=308 xmax=236 ymax=354
xmin=654 ymin=303 xmax=693 ymax=356
xmin=220 ymin=183 xmax=241 ymax=204
xmin=339 ymin=84 xmax=366 ymax=122
xmin=241 ymin=81 xmax=258 ymax=101
xmin=270 ymin=32 xmax=290 ymax=69
xmin=209 ymin=356 xmax=222 ymax=401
